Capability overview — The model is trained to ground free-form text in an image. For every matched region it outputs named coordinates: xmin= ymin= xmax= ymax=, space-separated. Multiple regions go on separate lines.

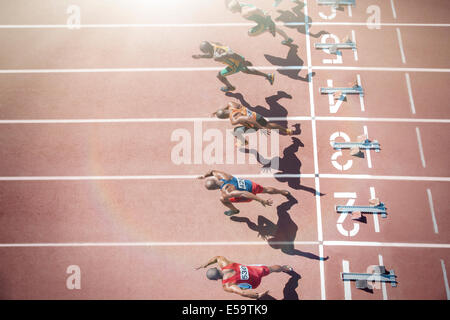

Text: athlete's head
xmin=227 ymin=0 xmax=241 ymax=13
xmin=214 ymin=108 xmax=230 ymax=119
xmin=200 ymin=41 xmax=214 ymax=55
xmin=206 ymin=267 xmax=223 ymax=280
xmin=205 ymin=177 xmax=221 ymax=190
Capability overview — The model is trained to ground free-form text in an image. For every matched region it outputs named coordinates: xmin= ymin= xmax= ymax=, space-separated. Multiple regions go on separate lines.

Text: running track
xmin=0 ymin=0 xmax=449 ymax=300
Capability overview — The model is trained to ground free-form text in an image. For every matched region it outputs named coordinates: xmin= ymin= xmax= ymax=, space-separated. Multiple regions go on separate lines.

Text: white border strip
xmin=405 ymin=73 xmax=416 ymax=114
xmin=0 ymin=240 xmax=448 ymax=249
xmin=396 ymin=28 xmax=407 ymax=64
xmin=319 ymin=174 xmax=450 ymax=182
xmin=305 ymin=0 xmax=325 ymax=301
xmin=441 ymin=259 xmax=450 ymax=300
xmin=342 ymin=260 xmax=352 ymax=300
xmin=1 ymin=66 xmax=450 ymax=74
xmin=1 ymin=23 xmax=450 ymax=29
xmin=0 ymin=241 xmax=319 ymax=248
xmin=390 ymin=0 xmax=398 ymax=19
xmin=1 ymin=116 xmax=450 ymax=124
xmin=378 ymin=254 xmax=388 ymax=300
xmin=415 ymin=127 xmax=427 ymax=168
xmin=0 ymin=174 xmax=448 ymax=182
xmin=427 ymin=188 xmax=439 ymax=234
xmin=324 ymin=241 xmax=450 ymax=248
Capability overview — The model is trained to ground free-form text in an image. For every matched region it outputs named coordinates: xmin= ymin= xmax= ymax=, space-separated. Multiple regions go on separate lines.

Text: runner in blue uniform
xmin=198 ymin=169 xmax=290 ymax=216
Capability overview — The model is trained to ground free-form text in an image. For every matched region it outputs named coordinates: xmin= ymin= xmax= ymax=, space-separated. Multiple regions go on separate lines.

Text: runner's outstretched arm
xmin=195 ymin=256 xmax=231 ymax=270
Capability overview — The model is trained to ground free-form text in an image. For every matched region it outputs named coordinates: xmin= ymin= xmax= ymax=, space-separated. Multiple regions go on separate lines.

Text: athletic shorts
xmin=229 ymin=182 xmax=264 ymax=203
xmin=220 ymin=55 xmax=248 ymax=77
xmin=233 ymin=114 xmax=268 ymax=135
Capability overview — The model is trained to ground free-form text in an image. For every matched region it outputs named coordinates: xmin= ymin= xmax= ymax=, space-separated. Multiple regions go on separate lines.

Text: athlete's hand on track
xmin=261 ymin=199 xmax=273 ymax=207
xmin=197 ymin=175 xmax=205 ymax=179
xmin=192 ymin=54 xmax=202 ymax=59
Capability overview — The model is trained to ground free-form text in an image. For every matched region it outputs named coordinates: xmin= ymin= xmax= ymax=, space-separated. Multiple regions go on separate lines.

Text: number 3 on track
xmin=330 ymin=132 xmax=353 ymax=171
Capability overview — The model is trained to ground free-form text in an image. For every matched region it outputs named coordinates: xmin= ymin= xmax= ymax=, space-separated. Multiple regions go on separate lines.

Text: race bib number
xmin=236 ymin=178 xmax=246 ymax=190
xmin=239 ymin=266 xmax=250 ymax=280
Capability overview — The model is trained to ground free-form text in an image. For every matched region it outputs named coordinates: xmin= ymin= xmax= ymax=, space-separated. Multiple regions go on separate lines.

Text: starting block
xmin=314 ymin=39 xmax=356 ymax=55
xmin=320 ymin=84 xmax=364 ymax=97
xmin=317 ymin=0 xmax=356 ymax=8
xmin=333 ymin=139 xmax=380 ymax=152
xmin=335 ymin=202 xmax=388 ymax=218
xmin=341 ymin=266 xmax=398 ymax=290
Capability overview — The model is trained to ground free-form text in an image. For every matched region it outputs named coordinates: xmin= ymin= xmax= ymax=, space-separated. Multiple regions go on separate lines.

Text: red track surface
xmin=0 ymin=0 xmax=449 ymax=300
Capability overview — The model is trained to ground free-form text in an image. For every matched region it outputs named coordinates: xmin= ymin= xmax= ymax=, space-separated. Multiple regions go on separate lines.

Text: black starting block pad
xmin=332 ymin=139 xmax=380 ymax=152
xmin=320 ymin=85 xmax=364 ymax=96
xmin=341 ymin=267 xmax=398 ymax=289
xmin=314 ymin=41 xmax=356 ymax=54
xmin=317 ymin=0 xmax=356 ymax=7
xmin=335 ymin=203 xmax=387 ymax=218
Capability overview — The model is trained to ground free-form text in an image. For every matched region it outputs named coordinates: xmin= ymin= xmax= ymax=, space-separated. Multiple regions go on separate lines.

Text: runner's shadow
xmin=258 ymin=270 xmax=302 ymax=300
xmin=230 ymin=194 xmax=328 ymax=261
xmin=245 ymin=137 xmax=324 ymax=196
xmin=274 ymin=2 xmax=329 ymax=38
xmin=264 ymin=44 xmax=315 ymax=82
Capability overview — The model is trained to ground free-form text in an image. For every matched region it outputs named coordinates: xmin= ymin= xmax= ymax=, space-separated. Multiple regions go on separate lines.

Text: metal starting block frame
xmin=333 ymin=139 xmax=380 ymax=152
xmin=317 ymin=0 xmax=356 ymax=7
xmin=335 ymin=203 xmax=387 ymax=218
xmin=314 ymin=40 xmax=356 ymax=54
xmin=320 ymin=85 xmax=364 ymax=97
xmin=341 ymin=266 xmax=398 ymax=289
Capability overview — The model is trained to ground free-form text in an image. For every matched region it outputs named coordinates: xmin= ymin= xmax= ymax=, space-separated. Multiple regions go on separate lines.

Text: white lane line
xmin=390 ymin=0 xmax=398 ymax=19
xmin=415 ymin=127 xmax=426 ymax=168
xmin=441 ymin=260 xmax=450 ymax=300
xmin=0 ymin=66 xmax=304 ymax=74
xmin=357 ymin=74 xmax=365 ymax=112
xmin=342 ymin=260 xmax=352 ymax=300
xmin=363 ymin=126 xmax=372 ymax=168
xmin=0 ymin=240 xmax=448 ymax=249
xmin=348 ymin=5 xmax=353 ymax=18
xmin=396 ymin=28 xmax=407 ymax=64
xmin=405 ymin=73 xmax=416 ymax=114
xmin=378 ymin=254 xmax=388 ymax=300
xmin=1 ymin=66 xmax=450 ymax=74
xmin=0 ymin=174 xmax=316 ymax=181
xmin=2 ymin=23 xmax=450 ymax=28
xmin=312 ymin=66 xmax=450 ymax=72
xmin=352 ymin=30 xmax=358 ymax=62
xmin=319 ymin=174 xmax=450 ymax=182
xmin=305 ymin=0 xmax=325 ymax=301
xmin=1 ymin=174 xmax=449 ymax=182
xmin=1 ymin=116 xmax=450 ymax=125
xmin=370 ymin=187 xmax=380 ymax=233
xmin=319 ymin=245 xmax=326 ymax=300
xmin=324 ymin=241 xmax=450 ymax=248
xmin=0 ymin=117 xmax=310 ymax=124
xmin=427 ymin=188 xmax=439 ymax=234
xmin=0 ymin=241 xmax=320 ymax=248
xmin=315 ymin=116 xmax=450 ymax=123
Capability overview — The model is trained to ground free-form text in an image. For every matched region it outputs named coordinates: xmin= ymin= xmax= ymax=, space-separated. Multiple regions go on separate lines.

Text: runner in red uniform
xmin=195 ymin=255 xmax=293 ymax=299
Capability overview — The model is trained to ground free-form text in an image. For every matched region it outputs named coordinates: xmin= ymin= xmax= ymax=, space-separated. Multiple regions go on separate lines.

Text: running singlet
xmin=230 ymin=105 xmax=257 ymax=128
xmin=220 ymin=176 xmax=252 ymax=192
xmin=211 ymin=44 xmax=241 ymax=69
xmin=222 ymin=263 xmax=270 ymax=290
